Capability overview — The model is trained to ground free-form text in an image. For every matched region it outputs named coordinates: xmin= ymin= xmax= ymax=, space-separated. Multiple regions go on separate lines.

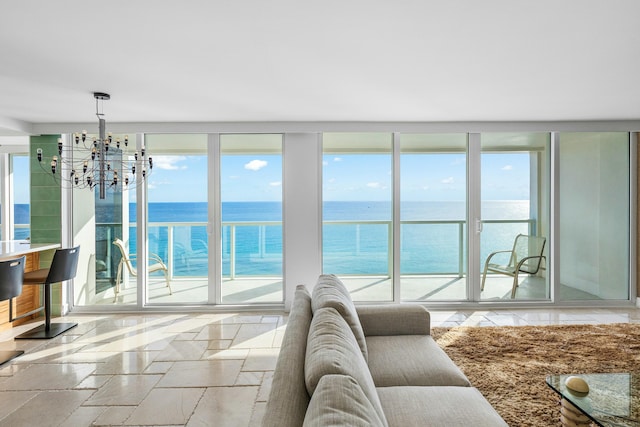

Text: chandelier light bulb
xmin=37 ymin=148 xmax=42 ymax=162
xmin=82 ymin=130 xmax=87 ymax=142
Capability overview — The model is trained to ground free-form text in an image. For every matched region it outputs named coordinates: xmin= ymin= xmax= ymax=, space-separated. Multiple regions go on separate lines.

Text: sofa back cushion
xmin=311 ymin=274 xmax=368 ymax=361
xmin=262 ymin=285 xmax=313 ymax=427
xmin=305 ymin=307 xmax=388 ymax=426
xmin=303 ymin=374 xmax=386 ymax=427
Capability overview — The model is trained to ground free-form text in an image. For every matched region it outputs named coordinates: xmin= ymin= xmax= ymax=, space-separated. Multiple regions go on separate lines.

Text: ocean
xmin=14 ymin=201 xmax=532 ymax=277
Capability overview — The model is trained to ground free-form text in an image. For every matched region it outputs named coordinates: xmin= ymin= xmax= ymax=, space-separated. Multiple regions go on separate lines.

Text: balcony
xmin=90 ymin=218 xmax=557 ymax=305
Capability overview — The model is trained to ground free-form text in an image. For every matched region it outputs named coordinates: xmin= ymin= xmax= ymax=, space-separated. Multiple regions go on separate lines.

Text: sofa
xmin=263 ymin=274 xmax=507 ymax=426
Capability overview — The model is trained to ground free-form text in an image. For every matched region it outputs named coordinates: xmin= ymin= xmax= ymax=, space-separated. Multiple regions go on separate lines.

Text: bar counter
xmin=0 ymin=241 xmax=60 ymax=331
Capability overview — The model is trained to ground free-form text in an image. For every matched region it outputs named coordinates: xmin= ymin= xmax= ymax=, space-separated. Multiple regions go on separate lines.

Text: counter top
xmin=0 ymin=241 xmax=60 ymax=260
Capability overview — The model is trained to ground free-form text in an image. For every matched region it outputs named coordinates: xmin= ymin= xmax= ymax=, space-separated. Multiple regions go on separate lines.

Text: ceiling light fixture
xmin=36 ymin=92 xmax=152 ymax=199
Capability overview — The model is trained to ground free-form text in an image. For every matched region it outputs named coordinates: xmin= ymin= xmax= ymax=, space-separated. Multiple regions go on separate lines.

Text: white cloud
xmin=151 ymin=155 xmax=187 ymax=170
xmin=334 ymin=157 xmax=343 ymax=162
xmin=322 ymin=160 xmax=329 ymax=166
xmin=502 ymin=165 xmax=513 ymax=171
xmin=441 ymin=177 xmax=454 ymax=184
xmin=366 ymin=182 xmax=387 ymax=189
xmin=269 ymin=181 xmax=281 ymax=187
xmin=245 ymin=159 xmax=268 ymax=171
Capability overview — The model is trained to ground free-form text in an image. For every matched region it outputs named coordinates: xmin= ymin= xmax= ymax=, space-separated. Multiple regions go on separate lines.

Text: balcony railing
xmin=95 ymin=218 xmax=536 ymax=281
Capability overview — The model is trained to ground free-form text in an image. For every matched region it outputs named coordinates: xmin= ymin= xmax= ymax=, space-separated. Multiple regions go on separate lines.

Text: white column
xmin=283 ymin=133 xmax=322 ymax=310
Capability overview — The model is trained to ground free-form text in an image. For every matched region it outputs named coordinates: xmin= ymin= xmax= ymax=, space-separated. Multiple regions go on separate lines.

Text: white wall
xmin=72 ymin=185 xmax=98 ymax=306
xmin=283 ymin=133 xmax=322 ymax=310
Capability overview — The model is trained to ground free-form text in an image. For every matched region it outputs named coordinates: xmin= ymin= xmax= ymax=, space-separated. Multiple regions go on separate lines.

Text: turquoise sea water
xmin=15 ymin=201 xmax=533 ymax=277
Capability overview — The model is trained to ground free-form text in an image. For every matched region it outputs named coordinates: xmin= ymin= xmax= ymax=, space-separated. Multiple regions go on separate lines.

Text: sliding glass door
xmin=558 ymin=132 xmax=630 ymax=301
xmin=479 ymin=133 xmax=550 ymax=301
xmin=220 ymin=134 xmax=283 ymax=304
xmin=144 ymin=134 xmax=209 ymax=304
xmin=322 ymin=133 xmax=393 ymax=302
xmin=400 ymin=134 xmax=468 ymax=301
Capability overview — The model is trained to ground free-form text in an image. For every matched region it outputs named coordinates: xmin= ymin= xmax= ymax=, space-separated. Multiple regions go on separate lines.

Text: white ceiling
xmin=1 ymin=0 xmax=639 ymax=136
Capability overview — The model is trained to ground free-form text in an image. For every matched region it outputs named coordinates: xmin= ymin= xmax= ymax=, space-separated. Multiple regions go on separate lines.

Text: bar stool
xmin=15 ymin=246 xmax=80 ymax=340
xmin=0 ymin=256 xmax=26 ymax=364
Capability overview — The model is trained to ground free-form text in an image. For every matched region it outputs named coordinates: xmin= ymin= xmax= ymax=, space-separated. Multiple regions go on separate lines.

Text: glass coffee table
xmin=546 ymin=373 xmax=640 ymax=427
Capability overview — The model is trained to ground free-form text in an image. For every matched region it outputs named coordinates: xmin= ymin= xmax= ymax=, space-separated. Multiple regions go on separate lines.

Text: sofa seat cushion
xmin=366 ymin=335 xmax=470 ymax=387
xmin=312 ymin=274 xmax=368 ymax=361
xmin=377 ymin=386 xmax=508 ymax=427
xmin=303 ymin=374 xmax=386 ymax=427
xmin=262 ymin=285 xmax=313 ymax=427
xmin=305 ymin=307 xmax=388 ymax=426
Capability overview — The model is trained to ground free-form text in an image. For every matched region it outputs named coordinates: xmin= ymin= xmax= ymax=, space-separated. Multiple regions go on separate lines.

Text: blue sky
xmin=14 ymin=151 xmax=531 ymax=204
xmin=324 ymin=152 xmax=530 ymax=202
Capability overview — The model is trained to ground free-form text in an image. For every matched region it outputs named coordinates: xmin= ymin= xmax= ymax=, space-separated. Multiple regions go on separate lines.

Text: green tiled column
xmin=30 ymin=135 xmax=62 ymax=316
xmin=29 ymin=135 xmax=62 ymax=244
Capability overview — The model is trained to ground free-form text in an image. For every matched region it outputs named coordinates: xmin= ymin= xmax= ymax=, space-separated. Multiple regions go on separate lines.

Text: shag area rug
xmin=431 ymin=323 xmax=640 ymax=427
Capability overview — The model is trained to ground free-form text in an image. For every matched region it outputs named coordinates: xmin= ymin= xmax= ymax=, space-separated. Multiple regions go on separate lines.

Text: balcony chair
xmin=112 ymin=238 xmax=171 ymax=302
xmin=0 ymin=256 xmax=25 ymax=363
xmin=15 ymin=246 xmax=80 ymax=339
xmin=481 ymin=234 xmax=546 ymax=299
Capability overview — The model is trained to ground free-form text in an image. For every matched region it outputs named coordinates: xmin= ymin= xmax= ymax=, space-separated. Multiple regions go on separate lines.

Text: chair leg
xmin=15 ymin=283 xmax=78 ymax=339
xmin=511 ymin=273 xmax=520 ymax=299
xmin=114 ymin=260 xmax=123 ymax=302
xmin=164 ymin=270 xmax=172 ymax=295
xmin=481 ymin=264 xmax=489 ymax=291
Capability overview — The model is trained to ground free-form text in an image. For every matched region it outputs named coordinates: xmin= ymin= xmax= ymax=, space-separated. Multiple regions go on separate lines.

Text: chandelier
xmin=36 ymin=92 xmax=152 ymax=199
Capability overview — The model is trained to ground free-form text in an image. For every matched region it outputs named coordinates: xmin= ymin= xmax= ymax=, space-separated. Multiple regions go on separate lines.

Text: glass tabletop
xmin=546 ymin=373 xmax=640 ymax=427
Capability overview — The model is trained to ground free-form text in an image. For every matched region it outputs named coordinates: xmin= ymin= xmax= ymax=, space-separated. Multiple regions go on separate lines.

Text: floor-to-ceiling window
xmin=479 ymin=133 xmax=551 ymax=301
xmin=400 ymin=133 xmax=468 ymax=301
xmin=558 ymin=132 xmax=630 ymax=301
xmin=65 ymin=128 xmax=634 ymax=310
xmin=144 ymin=134 xmax=209 ymax=304
xmin=322 ymin=133 xmax=393 ymax=302
xmin=13 ymin=155 xmax=30 ymax=239
xmin=220 ymin=134 xmax=283 ymax=304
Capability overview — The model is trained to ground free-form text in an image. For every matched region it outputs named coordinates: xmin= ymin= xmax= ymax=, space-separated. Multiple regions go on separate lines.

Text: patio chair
xmin=481 ymin=234 xmax=546 ymax=298
xmin=112 ymin=239 xmax=171 ymax=302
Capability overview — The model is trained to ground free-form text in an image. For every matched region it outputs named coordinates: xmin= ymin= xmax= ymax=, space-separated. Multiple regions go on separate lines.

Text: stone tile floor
xmin=0 ymin=307 xmax=638 ymax=426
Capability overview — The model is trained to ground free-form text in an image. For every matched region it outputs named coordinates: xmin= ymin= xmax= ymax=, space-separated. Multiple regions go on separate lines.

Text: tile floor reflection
xmin=0 ymin=306 xmax=637 ymax=426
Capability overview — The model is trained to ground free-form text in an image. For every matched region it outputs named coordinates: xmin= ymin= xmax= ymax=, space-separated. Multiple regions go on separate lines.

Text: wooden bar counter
xmin=0 ymin=241 xmax=60 ymax=332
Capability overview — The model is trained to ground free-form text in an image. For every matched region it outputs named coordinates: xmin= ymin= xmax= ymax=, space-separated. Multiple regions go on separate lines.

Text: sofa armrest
xmin=356 ymin=304 xmax=430 ymax=336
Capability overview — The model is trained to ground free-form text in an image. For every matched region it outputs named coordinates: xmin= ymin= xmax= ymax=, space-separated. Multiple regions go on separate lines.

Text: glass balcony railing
xmin=95 ymin=218 xmax=536 ymax=283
